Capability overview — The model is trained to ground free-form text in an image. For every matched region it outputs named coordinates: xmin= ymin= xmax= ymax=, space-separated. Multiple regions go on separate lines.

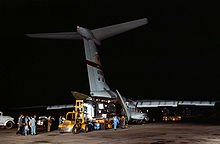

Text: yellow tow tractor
xmin=58 ymin=100 xmax=88 ymax=134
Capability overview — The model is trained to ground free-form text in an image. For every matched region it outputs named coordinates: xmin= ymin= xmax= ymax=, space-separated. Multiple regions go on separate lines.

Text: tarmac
xmin=1 ymin=123 xmax=220 ymax=144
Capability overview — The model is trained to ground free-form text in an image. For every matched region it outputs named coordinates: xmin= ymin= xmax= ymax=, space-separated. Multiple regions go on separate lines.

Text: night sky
xmin=0 ymin=1 xmax=218 ymax=108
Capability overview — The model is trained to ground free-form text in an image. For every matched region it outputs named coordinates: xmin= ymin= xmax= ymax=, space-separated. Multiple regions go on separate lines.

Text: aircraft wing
xmin=46 ymin=104 xmax=74 ymax=110
xmin=134 ymin=100 xmax=216 ymax=108
xmin=92 ymin=18 xmax=148 ymax=41
xmin=26 ymin=32 xmax=82 ymax=40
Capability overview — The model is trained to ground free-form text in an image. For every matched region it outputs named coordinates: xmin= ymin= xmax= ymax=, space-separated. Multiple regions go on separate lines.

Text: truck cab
xmin=0 ymin=111 xmax=15 ymax=129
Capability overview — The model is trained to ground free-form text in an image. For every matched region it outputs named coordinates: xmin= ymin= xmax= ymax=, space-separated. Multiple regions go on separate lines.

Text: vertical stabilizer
xmin=82 ymin=38 xmax=115 ymax=98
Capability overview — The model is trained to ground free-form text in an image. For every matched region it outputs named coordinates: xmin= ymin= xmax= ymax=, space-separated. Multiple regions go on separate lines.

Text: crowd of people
xmin=113 ymin=115 xmax=128 ymax=130
xmin=16 ymin=114 xmax=37 ymax=136
xmin=16 ymin=114 xmax=57 ymax=135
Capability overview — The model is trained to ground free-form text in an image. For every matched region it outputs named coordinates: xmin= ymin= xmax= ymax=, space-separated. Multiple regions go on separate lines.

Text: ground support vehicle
xmin=163 ymin=115 xmax=181 ymax=122
xmin=92 ymin=117 xmax=121 ymax=129
xmin=0 ymin=111 xmax=15 ymax=129
xmin=92 ymin=118 xmax=110 ymax=130
xmin=58 ymin=100 xmax=88 ymax=134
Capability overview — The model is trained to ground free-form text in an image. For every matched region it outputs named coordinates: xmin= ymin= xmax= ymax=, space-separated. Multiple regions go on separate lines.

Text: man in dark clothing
xmin=16 ymin=115 xmax=24 ymax=135
xmin=88 ymin=120 xmax=93 ymax=132
xmin=120 ymin=116 xmax=126 ymax=129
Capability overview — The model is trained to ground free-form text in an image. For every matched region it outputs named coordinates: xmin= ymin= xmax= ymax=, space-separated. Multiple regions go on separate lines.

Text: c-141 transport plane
xmin=27 ymin=18 xmax=215 ymax=122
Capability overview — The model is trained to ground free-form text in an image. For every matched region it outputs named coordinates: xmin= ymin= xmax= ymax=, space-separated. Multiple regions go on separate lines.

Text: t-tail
xmin=26 ymin=18 xmax=148 ymax=99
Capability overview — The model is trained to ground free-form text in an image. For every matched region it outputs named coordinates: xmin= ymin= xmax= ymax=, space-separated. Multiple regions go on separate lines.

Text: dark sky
xmin=0 ymin=0 xmax=219 ymax=108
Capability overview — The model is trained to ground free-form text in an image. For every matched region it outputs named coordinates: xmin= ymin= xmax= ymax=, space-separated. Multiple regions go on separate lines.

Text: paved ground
xmin=1 ymin=123 xmax=220 ymax=144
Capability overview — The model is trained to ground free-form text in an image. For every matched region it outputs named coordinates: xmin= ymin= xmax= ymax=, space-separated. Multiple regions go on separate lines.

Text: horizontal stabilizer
xmin=26 ymin=32 xmax=82 ymax=40
xmin=92 ymin=18 xmax=148 ymax=41
xmin=26 ymin=18 xmax=147 ymax=42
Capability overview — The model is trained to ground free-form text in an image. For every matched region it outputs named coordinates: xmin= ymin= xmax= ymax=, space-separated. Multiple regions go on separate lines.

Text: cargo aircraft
xmin=27 ymin=18 xmax=215 ymax=123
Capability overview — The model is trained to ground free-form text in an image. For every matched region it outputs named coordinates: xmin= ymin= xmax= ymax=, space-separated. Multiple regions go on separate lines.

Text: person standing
xmin=113 ymin=116 xmax=119 ymax=131
xmin=16 ymin=114 xmax=23 ymax=135
xmin=24 ymin=116 xmax=29 ymax=135
xmin=120 ymin=115 xmax=126 ymax=129
xmin=21 ymin=115 xmax=25 ymax=135
xmin=30 ymin=115 xmax=37 ymax=135
xmin=47 ymin=116 xmax=52 ymax=132
xmin=88 ymin=120 xmax=93 ymax=132
xmin=59 ymin=116 xmax=62 ymax=125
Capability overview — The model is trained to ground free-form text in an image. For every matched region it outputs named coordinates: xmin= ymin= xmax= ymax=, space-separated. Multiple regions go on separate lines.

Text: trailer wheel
xmin=84 ymin=125 xmax=88 ymax=133
xmin=100 ymin=123 xmax=102 ymax=130
xmin=102 ymin=123 xmax=106 ymax=130
xmin=137 ymin=120 xmax=143 ymax=124
xmin=5 ymin=121 xmax=13 ymax=129
xmin=145 ymin=117 xmax=150 ymax=122
xmin=73 ymin=125 xmax=78 ymax=134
